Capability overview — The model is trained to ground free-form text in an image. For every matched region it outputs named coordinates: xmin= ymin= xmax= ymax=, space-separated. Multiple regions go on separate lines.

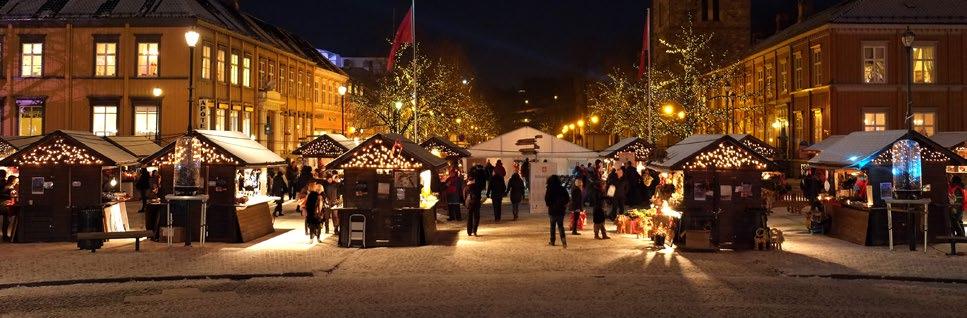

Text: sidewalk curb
xmin=0 ymin=272 xmax=313 ymax=290
xmin=788 ymin=273 xmax=967 ymax=284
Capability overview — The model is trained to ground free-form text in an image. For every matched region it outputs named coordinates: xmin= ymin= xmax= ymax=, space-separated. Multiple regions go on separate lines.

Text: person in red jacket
xmin=948 ymin=176 xmax=966 ymax=237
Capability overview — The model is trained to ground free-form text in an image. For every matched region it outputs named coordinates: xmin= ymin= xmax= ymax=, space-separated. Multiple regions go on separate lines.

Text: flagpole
xmin=411 ymin=0 xmax=419 ymax=142
xmin=646 ymin=9 xmax=653 ymax=143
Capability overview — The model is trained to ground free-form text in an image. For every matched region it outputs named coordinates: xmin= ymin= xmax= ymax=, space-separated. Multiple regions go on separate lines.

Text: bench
xmin=76 ymin=230 xmax=154 ymax=253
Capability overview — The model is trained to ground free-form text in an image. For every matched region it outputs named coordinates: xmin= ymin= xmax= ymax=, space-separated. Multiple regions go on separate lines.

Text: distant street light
xmin=663 ymin=104 xmax=675 ymax=116
xmin=677 ymin=111 xmax=685 ymax=119
xmin=590 ymin=115 xmax=600 ymax=124
xmin=338 ymin=85 xmax=347 ymax=134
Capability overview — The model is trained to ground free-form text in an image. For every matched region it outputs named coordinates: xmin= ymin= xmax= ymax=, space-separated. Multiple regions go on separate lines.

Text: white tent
xmin=467 ymin=126 xmax=598 ymax=175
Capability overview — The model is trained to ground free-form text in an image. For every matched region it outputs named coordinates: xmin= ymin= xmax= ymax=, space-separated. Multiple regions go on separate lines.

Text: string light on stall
xmin=152 ymin=137 xmax=238 ymax=166
xmin=14 ymin=137 xmax=104 ymax=165
xmin=741 ymin=139 xmax=776 ymax=158
xmin=341 ymin=139 xmax=422 ymax=170
xmin=298 ymin=138 xmax=346 ymax=157
xmin=681 ymin=143 xmax=767 ymax=170
xmin=872 ymin=143 xmax=951 ymax=166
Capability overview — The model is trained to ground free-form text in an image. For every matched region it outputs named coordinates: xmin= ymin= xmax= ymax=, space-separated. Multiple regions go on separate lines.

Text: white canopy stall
xmin=467 ymin=126 xmax=598 ymax=176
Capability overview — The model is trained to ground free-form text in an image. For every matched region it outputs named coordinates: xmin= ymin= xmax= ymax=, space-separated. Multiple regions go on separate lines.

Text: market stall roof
xmin=327 ymin=133 xmax=447 ymax=170
xmin=291 ymin=133 xmax=355 ymax=158
xmin=728 ymin=134 xmax=778 ymax=159
xmin=650 ymin=135 xmax=775 ymax=171
xmin=928 ymin=131 xmax=967 ymax=149
xmin=807 ymin=130 xmax=963 ymax=168
xmin=468 ymin=126 xmax=597 ymax=159
xmin=803 ymin=135 xmax=846 ymax=153
xmin=0 ymin=130 xmax=138 ymax=167
xmin=106 ymin=135 xmax=162 ymax=159
xmin=0 ymin=135 xmax=43 ymax=159
xmin=598 ymin=137 xmax=656 ymax=161
xmin=142 ymin=130 xmax=286 ymax=167
xmin=420 ymin=136 xmax=471 ymax=158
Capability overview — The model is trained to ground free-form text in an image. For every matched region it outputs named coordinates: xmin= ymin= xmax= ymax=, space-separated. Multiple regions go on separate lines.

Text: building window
xmin=201 ymin=45 xmax=212 ymax=80
xmin=863 ymin=45 xmax=886 ymax=84
xmin=811 ymin=46 xmax=822 ymax=87
xmin=279 ymin=65 xmax=287 ymax=95
xmin=230 ymin=52 xmax=239 ymax=85
xmin=242 ymin=56 xmax=251 ymax=87
xmin=863 ymin=112 xmax=887 ymax=131
xmin=289 ymin=68 xmax=295 ymax=97
xmin=778 ymin=59 xmax=788 ymax=94
xmin=134 ymin=105 xmax=159 ymax=136
xmin=912 ymin=45 xmax=935 ymax=84
xmin=812 ymin=109 xmax=823 ymax=142
xmin=242 ymin=110 xmax=253 ymax=136
xmin=214 ymin=107 xmax=227 ymax=131
xmin=21 ymin=42 xmax=43 ymax=77
xmin=297 ymin=70 xmax=304 ymax=99
xmin=913 ymin=112 xmax=936 ymax=136
xmin=229 ymin=109 xmax=240 ymax=131
xmin=17 ymin=99 xmax=44 ymax=136
xmin=700 ymin=0 xmax=720 ymax=21
xmin=91 ymin=105 xmax=118 ymax=136
xmin=216 ymin=48 xmax=226 ymax=82
xmin=313 ymin=79 xmax=319 ymax=103
xmin=756 ymin=66 xmax=764 ymax=97
xmin=793 ymin=52 xmax=803 ymax=90
xmin=765 ymin=63 xmax=775 ymax=99
xmin=136 ymin=41 xmax=159 ymax=77
xmin=94 ymin=42 xmax=117 ymax=77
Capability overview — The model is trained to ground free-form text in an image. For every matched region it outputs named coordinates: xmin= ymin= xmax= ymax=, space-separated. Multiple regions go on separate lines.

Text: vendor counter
xmin=336 ymin=207 xmax=436 ymax=247
xmin=825 ymin=201 xmax=950 ymax=246
xmin=147 ymin=195 xmax=277 ymax=243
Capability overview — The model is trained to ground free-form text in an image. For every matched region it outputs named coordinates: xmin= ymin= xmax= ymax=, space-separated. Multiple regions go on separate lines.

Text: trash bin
xmin=74 ymin=206 xmax=105 ymax=250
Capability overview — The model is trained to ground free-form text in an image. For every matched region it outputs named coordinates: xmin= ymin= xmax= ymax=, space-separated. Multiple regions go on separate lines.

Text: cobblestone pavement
xmin=0 ymin=201 xmax=964 ymax=317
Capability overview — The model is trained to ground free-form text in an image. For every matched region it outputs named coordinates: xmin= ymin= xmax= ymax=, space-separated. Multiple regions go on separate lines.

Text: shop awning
xmin=327 ymin=133 xmax=447 ymax=171
xmin=807 ymin=130 xmax=964 ymax=168
xmin=142 ymin=130 xmax=286 ymax=167
xmin=106 ymin=135 xmax=162 ymax=159
xmin=598 ymin=137 xmax=656 ymax=161
xmin=0 ymin=130 xmax=138 ymax=167
xmin=291 ymin=133 xmax=355 ymax=158
xmin=650 ymin=135 xmax=775 ymax=171
xmin=420 ymin=136 xmax=471 ymax=159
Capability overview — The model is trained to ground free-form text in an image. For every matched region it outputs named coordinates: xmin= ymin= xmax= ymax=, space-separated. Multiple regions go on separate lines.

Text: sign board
xmin=528 ymin=162 xmax=557 ymax=215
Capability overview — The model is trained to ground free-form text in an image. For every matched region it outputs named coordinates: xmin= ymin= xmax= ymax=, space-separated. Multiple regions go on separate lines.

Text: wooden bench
xmin=76 ymin=230 xmax=154 ymax=253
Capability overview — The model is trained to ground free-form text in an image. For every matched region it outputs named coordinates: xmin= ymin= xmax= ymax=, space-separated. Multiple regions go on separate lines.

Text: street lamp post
xmin=394 ymin=101 xmax=403 ymax=134
xmin=338 ymin=85 xmax=347 ymax=135
xmin=901 ymin=27 xmax=916 ymax=130
xmin=185 ymin=30 xmax=199 ymax=131
xmin=724 ymin=82 xmax=735 ymax=133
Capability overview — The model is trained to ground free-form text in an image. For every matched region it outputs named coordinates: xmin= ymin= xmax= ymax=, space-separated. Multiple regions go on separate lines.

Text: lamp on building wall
xmin=901 ymin=27 xmax=915 ymax=130
xmin=152 ymin=87 xmax=163 ymax=97
xmin=338 ymin=85 xmax=347 ymax=135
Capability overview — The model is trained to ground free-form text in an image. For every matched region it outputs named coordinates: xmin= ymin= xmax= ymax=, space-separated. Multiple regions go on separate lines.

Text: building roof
xmin=929 ymin=131 xmax=967 ymax=149
xmin=750 ymin=0 xmax=967 ymax=54
xmin=468 ymin=126 xmax=598 ymax=159
xmin=142 ymin=130 xmax=285 ymax=167
xmin=0 ymin=130 xmax=138 ymax=166
xmin=807 ymin=130 xmax=963 ymax=168
xmin=291 ymin=133 xmax=355 ymax=158
xmin=728 ymin=134 xmax=778 ymax=159
xmin=803 ymin=135 xmax=846 ymax=153
xmin=327 ymin=133 xmax=447 ymax=171
xmin=0 ymin=0 xmax=344 ymax=74
xmin=106 ymin=135 xmax=162 ymax=158
xmin=598 ymin=137 xmax=656 ymax=160
xmin=0 ymin=135 xmax=42 ymax=159
xmin=651 ymin=135 xmax=774 ymax=171
xmin=420 ymin=136 xmax=471 ymax=158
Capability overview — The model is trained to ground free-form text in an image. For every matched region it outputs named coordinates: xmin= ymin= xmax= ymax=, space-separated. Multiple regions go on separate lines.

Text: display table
xmin=336 ymin=207 xmax=436 ymax=247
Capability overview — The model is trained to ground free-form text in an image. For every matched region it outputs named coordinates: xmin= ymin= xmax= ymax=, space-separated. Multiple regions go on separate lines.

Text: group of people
xmin=268 ymin=161 xmax=344 ymax=243
xmin=439 ymin=159 xmax=527 ymax=236
xmin=0 ymin=170 xmax=19 ymax=242
xmin=134 ymin=167 xmax=161 ymax=213
xmin=570 ymin=160 xmax=660 ymax=220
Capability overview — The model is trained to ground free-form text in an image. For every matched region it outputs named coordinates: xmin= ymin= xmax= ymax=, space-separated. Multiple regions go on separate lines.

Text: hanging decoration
xmin=13 ymin=137 xmax=104 ymax=166
xmin=740 ymin=139 xmax=776 ymax=159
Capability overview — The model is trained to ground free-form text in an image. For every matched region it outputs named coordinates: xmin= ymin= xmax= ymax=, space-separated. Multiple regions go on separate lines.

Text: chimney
xmin=797 ymin=0 xmax=812 ymax=23
xmin=775 ymin=13 xmax=786 ymax=33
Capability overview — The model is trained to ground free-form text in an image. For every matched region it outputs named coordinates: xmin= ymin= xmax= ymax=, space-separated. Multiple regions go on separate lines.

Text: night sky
xmin=244 ymin=0 xmax=842 ymax=90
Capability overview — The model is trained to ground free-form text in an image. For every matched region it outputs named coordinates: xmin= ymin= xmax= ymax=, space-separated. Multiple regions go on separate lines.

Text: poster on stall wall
xmin=694 ymin=183 xmax=706 ymax=201
xmin=529 ymin=162 xmax=557 ymax=214
xmin=720 ymin=185 xmax=733 ymax=201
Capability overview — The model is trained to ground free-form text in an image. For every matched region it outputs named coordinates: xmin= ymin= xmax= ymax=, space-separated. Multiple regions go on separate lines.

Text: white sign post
xmin=528 ymin=162 xmax=557 ymax=215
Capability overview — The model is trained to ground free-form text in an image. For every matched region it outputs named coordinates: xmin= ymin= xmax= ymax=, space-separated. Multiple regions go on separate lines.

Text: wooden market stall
xmin=599 ymin=137 xmax=657 ymax=164
xmin=649 ymin=135 xmax=777 ymax=251
xmin=291 ymin=133 xmax=355 ymax=168
xmin=0 ymin=135 xmax=43 ymax=160
xmin=141 ymin=130 xmax=285 ymax=243
xmin=420 ymin=136 xmax=471 ymax=161
xmin=729 ymin=134 xmax=779 ymax=160
xmin=328 ymin=133 xmax=447 ymax=247
xmin=106 ymin=135 xmax=162 ymax=198
xmin=928 ymin=131 xmax=967 ymax=159
xmin=0 ymin=130 xmax=137 ymax=242
xmin=806 ymin=130 xmax=965 ymax=246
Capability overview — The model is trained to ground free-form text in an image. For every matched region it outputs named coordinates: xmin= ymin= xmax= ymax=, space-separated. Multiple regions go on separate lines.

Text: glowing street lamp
xmin=577 ymin=119 xmax=585 ymax=127
xmin=677 ymin=111 xmax=685 ymax=119
xmin=590 ymin=115 xmax=600 ymax=124
xmin=338 ymin=85 xmax=347 ymax=134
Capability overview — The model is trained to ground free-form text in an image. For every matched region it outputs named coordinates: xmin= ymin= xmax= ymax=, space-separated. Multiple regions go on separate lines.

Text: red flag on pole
xmin=387 ymin=6 xmax=414 ymax=71
xmin=637 ymin=10 xmax=651 ymax=80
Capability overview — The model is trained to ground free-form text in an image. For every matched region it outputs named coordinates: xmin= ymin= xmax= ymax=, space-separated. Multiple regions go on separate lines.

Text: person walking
xmin=445 ymin=164 xmax=463 ymax=221
xmin=0 ymin=174 xmax=12 ymax=241
xmin=949 ymin=176 xmax=966 ymax=237
xmin=507 ymin=170 xmax=526 ymax=221
xmin=464 ymin=167 xmax=483 ymax=236
xmin=569 ymin=178 xmax=584 ymax=235
xmin=608 ymin=168 xmax=628 ymax=220
xmin=302 ymin=183 xmax=322 ymax=243
xmin=483 ymin=160 xmax=494 ymax=197
xmin=490 ymin=167 xmax=507 ymax=222
xmin=323 ymin=172 xmax=341 ymax=234
xmin=135 ymin=167 xmax=151 ymax=213
xmin=589 ymin=180 xmax=610 ymax=239
xmin=286 ymin=162 xmax=298 ymax=200
xmin=545 ymin=175 xmax=569 ymax=248
xmin=271 ymin=170 xmax=288 ymax=217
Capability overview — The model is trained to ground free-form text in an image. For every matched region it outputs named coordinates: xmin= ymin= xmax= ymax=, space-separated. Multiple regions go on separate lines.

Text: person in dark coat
xmin=464 ymin=167 xmax=483 ymax=236
xmin=521 ymin=159 xmax=531 ymax=188
xmin=569 ymin=178 xmax=584 ymax=235
xmin=609 ymin=168 xmax=628 ymax=220
xmin=445 ymin=165 xmax=463 ymax=221
xmin=302 ymin=183 xmax=322 ymax=243
xmin=589 ymin=179 xmax=610 ymax=239
xmin=135 ymin=167 xmax=151 ymax=212
xmin=489 ymin=168 xmax=507 ymax=222
xmin=294 ymin=165 xmax=313 ymax=214
xmin=545 ymin=175 xmax=570 ymax=248
xmin=507 ymin=171 xmax=526 ymax=221
xmin=285 ymin=162 xmax=298 ymax=200
xmin=271 ymin=171 xmax=288 ymax=217
xmin=483 ymin=160 xmax=494 ymax=197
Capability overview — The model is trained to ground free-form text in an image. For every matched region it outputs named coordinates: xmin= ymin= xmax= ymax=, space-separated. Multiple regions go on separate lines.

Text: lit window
xmin=137 ymin=42 xmax=159 ymax=77
xmin=863 ymin=112 xmax=887 ymax=131
xmin=229 ymin=109 xmax=239 ymax=132
xmin=297 ymin=70 xmax=303 ymax=99
xmin=811 ymin=46 xmax=822 ymax=87
xmin=92 ymin=105 xmax=118 ymax=136
xmin=242 ymin=110 xmax=253 ymax=136
xmin=765 ymin=63 xmax=774 ymax=99
xmin=913 ymin=112 xmax=936 ymax=136
xmin=242 ymin=56 xmax=251 ymax=87
xmin=289 ymin=68 xmax=295 ymax=96
xmin=912 ymin=45 xmax=935 ymax=84
xmin=94 ymin=42 xmax=117 ymax=77
xmin=756 ymin=66 xmax=764 ymax=96
xmin=17 ymin=99 xmax=44 ymax=136
xmin=863 ymin=45 xmax=886 ymax=83
xmin=216 ymin=48 xmax=226 ymax=82
xmin=230 ymin=52 xmax=239 ymax=85
xmin=201 ymin=45 xmax=211 ymax=79
xmin=215 ymin=108 xmax=226 ymax=131
xmin=812 ymin=109 xmax=823 ymax=142
xmin=21 ymin=42 xmax=43 ymax=77
xmin=134 ymin=105 xmax=159 ymax=136
xmin=279 ymin=65 xmax=287 ymax=95
xmin=793 ymin=52 xmax=803 ymax=90
xmin=779 ymin=59 xmax=788 ymax=94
